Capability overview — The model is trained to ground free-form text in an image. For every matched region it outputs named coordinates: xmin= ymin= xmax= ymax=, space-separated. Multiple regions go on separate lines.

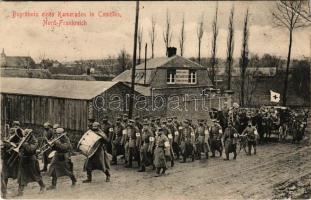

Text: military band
xmin=0 ymin=105 xmax=308 ymax=198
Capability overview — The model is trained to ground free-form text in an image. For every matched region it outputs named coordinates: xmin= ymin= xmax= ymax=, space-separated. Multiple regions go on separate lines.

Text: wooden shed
xmin=0 ymin=77 xmax=138 ymax=134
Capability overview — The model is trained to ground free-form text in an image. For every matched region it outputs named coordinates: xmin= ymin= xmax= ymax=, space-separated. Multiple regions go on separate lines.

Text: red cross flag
xmin=270 ymin=90 xmax=280 ymax=103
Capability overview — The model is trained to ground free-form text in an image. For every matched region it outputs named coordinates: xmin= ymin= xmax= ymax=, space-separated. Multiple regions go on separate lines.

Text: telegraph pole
xmin=129 ymin=0 xmax=140 ymax=119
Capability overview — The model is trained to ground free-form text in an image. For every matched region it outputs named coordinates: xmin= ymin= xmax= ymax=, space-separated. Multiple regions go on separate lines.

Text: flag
xmin=270 ymin=90 xmax=280 ymax=103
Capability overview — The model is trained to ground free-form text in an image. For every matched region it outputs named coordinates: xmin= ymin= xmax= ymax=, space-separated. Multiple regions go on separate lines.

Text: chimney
xmin=167 ymin=47 xmax=177 ymax=57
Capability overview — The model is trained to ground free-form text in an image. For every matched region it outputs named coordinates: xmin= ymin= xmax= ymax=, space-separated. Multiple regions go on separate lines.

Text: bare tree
xmin=138 ymin=26 xmax=143 ymax=64
xmin=272 ymin=1 xmax=311 ymax=106
xmin=209 ymin=5 xmax=219 ymax=86
xmin=244 ymin=55 xmax=260 ymax=106
xmin=163 ymin=10 xmax=172 ymax=56
xmin=197 ymin=14 xmax=204 ymax=64
xmin=239 ymin=9 xmax=250 ymax=107
xmin=117 ymin=48 xmax=131 ymax=72
xmin=226 ymin=7 xmax=234 ymax=90
xmin=179 ymin=14 xmax=186 ymax=56
xmin=149 ymin=16 xmax=156 ymax=58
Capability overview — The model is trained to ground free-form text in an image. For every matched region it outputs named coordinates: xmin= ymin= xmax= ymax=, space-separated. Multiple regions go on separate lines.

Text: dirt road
xmin=5 ymin=135 xmax=310 ymax=200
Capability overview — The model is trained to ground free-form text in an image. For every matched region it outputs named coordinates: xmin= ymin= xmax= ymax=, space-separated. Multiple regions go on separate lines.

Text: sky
xmin=0 ymin=1 xmax=310 ymax=62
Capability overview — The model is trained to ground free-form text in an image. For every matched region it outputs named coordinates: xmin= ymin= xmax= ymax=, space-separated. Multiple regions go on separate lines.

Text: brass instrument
xmin=3 ymin=128 xmax=24 ymax=148
xmin=37 ymin=133 xmax=67 ymax=157
xmin=7 ymin=129 xmax=33 ymax=167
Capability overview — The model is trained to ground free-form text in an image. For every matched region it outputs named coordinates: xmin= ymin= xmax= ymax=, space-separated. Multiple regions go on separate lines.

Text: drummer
xmin=82 ymin=122 xmax=111 ymax=183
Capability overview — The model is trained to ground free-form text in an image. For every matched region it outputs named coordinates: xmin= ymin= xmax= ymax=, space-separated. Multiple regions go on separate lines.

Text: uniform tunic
xmin=195 ymin=125 xmax=209 ymax=154
xmin=154 ymin=134 xmax=169 ymax=168
xmin=111 ymin=123 xmax=124 ymax=157
xmin=210 ymin=124 xmax=223 ymax=152
xmin=17 ymin=134 xmax=42 ymax=186
xmin=48 ymin=134 xmax=74 ymax=178
xmin=223 ymin=126 xmax=238 ymax=154
xmin=180 ymin=126 xmax=195 ymax=157
xmin=140 ymin=128 xmax=154 ymax=166
xmin=83 ymin=130 xmax=110 ymax=172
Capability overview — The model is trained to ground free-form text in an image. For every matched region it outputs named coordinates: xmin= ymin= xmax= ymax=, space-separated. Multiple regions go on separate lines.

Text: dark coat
xmin=17 ymin=134 xmax=42 ymax=186
xmin=1 ymin=144 xmax=19 ymax=180
xmin=48 ymin=134 xmax=74 ymax=178
xmin=83 ymin=130 xmax=110 ymax=172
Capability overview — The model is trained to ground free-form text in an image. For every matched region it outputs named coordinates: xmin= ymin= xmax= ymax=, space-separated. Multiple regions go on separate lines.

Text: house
xmin=113 ymin=47 xmax=232 ymax=120
xmin=0 ymin=77 xmax=142 ymax=143
xmin=0 ymin=49 xmax=36 ymax=69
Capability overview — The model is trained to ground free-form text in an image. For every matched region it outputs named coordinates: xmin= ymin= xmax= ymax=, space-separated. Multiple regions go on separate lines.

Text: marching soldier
xmin=138 ymin=120 xmax=154 ymax=172
xmin=102 ymin=116 xmax=112 ymax=154
xmin=154 ymin=128 xmax=169 ymax=177
xmin=180 ymin=120 xmax=195 ymax=163
xmin=241 ymin=121 xmax=257 ymax=155
xmin=47 ymin=128 xmax=77 ymax=190
xmin=195 ymin=119 xmax=209 ymax=160
xmin=223 ymin=122 xmax=238 ymax=160
xmin=16 ymin=129 xmax=45 ymax=196
xmin=40 ymin=122 xmax=54 ymax=172
xmin=166 ymin=118 xmax=180 ymax=160
xmin=123 ymin=119 xmax=140 ymax=168
xmin=1 ymin=129 xmax=20 ymax=198
xmin=161 ymin=120 xmax=174 ymax=167
xmin=83 ymin=122 xmax=111 ymax=183
xmin=111 ymin=117 xmax=124 ymax=165
xmin=209 ymin=120 xmax=223 ymax=157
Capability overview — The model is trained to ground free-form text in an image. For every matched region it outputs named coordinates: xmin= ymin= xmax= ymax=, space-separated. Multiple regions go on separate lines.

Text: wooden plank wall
xmin=1 ymin=94 xmax=88 ymax=132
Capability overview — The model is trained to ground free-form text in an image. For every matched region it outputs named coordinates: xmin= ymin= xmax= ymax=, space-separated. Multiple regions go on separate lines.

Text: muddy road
xmin=5 ymin=134 xmax=311 ymax=199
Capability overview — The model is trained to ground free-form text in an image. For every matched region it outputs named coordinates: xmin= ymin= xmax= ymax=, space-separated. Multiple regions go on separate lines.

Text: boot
xmin=155 ymin=168 xmax=161 ymax=177
xmin=161 ymin=167 xmax=166 ymax=174
xmin=38 ymin=180 xmax=45 ymax=193
xmin=71 ymin=175 xmax=77 ymax=186
xmin=138 ymin=166 xmax=146 ymax=172
xmin=111 ymin=157 xmax=117 ymax=165
xmin=16 ymin=186 xmax=24 ymax=196
xmin=46 ymin=185 xmax=56 ymax=190
xmin=105 ymin=170 xmax=111 ymax=182
xmin=206 ymin=153 xmax=209 ymax=159
xmin=180 ymin=156 xmax=186 ymax=163
xmin=47 ymin=177 xmax=57 ymax=190
xmin=82 ymin=172 xmax=92 ymax=183
xmin=2 ymin=193 xmax=6 ymax=199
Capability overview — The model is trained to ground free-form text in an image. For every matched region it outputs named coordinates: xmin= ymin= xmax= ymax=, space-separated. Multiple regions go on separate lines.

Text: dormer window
xmin=167 ymin=69 xmax=197 ymax=85
xmin=189 ymin=70 xmax=196 ymax=84
xmin=167 ymin=69 xmax=176 ymax=84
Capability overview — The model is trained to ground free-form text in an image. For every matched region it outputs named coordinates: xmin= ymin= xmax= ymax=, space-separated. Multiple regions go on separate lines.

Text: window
xmin=188 ymin=70 xmax=196 ymax=84
xmin=167 ymin=69 xmax=197 ymax=84
xmin=167 ymin=69 xmax=176 ymax=84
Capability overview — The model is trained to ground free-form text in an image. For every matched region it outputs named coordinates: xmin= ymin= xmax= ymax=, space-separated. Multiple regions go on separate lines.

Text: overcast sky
xmin=0 ymin=1 xmax=310 ymax=62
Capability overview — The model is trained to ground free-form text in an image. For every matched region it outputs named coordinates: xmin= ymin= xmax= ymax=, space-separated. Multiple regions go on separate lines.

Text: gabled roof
xmin=135 ymin=55 xmax=205 ymax=70
xmin=113 ymin=55 xmax=206 ymax=85
xmin=2 ymin=56 xmax=35 ymax=68
xmin=0 ymin=77 xmax=120 ymax=100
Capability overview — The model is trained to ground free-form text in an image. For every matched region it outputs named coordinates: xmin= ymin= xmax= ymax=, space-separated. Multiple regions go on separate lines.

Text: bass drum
xmin=77 ymin=130 xmax=102 ymax=158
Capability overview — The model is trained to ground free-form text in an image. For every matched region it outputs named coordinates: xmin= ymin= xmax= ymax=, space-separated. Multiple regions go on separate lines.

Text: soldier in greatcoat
xmin=83 ymin=122 xmax=111 ymax=183
xmin=16 ymin=129 xmax=45 ymax=196
xmin=154 ymin=128 xmax=169 ymax=177
xmin=47 ymin=128 xmax=77 ymax=190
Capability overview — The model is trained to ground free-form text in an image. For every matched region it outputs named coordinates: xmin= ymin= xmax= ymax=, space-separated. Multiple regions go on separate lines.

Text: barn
xmin=0 ymin=77 xmax=140 ymax=143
